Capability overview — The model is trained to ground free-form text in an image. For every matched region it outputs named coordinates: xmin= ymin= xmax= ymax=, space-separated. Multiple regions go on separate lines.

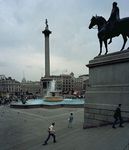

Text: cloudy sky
xmin=0 ymin=0 xmax=128 ymax=81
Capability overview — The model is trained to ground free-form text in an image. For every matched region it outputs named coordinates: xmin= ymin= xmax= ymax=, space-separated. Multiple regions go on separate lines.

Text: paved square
xmin=0 ymin=105 xmax=129 ymax=150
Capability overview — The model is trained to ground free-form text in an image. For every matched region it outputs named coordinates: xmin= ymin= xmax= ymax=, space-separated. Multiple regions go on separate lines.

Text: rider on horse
xmin=89 ymin=2 xmax=129 ymax=55
xmin=107 ymin=2 xmax=120 ymax=44
xmin=108 ymin=2 xmax=120 ymax=23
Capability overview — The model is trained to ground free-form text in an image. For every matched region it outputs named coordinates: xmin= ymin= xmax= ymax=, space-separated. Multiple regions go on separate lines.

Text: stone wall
xmin=84 ymin=49 xmax=129 ymax=128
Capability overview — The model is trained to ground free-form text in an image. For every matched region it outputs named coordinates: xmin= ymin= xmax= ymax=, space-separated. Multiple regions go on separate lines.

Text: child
xmin=68 ymin=113 xmax=74 ymax=128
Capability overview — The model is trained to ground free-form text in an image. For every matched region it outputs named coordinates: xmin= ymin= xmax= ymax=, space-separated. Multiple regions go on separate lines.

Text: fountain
xmin=10 ymin=79 xmax=84 ymax=108
xmin=44 ymin=80 xmax=63 ymax=102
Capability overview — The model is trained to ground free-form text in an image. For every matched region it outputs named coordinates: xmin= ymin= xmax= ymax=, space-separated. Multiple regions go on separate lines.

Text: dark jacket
xmin=114 ymin=107 xmax=121 ymax=118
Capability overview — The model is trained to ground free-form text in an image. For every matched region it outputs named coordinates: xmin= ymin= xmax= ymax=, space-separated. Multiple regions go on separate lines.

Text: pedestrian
xmin=68 ymin=113 xmax=74 ymax=128
xmin=112 ymin=104 xmax=124 ymax=129
xmin=43 ymin=122 xmax=56 ymax=145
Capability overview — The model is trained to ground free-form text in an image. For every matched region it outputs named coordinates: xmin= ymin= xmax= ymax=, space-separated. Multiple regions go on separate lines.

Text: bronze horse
xmin=89 ymin=15 xmax=129 ymax=55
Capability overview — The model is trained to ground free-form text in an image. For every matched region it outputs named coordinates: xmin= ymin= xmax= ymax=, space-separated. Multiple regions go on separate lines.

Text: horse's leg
xmin=108 ymin=38 xmax=112 ymax=44
xmin=120 ymin=34 xmax=127 ymax=51
xmin=98 ymin=39 xmax=102 ymax=55
xmin=104 ymin=40 xmax=108 ymax=54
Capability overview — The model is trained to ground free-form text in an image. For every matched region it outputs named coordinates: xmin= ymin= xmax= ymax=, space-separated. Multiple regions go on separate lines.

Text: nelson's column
xmin=40 ymin=19 xmax=52 ymax=97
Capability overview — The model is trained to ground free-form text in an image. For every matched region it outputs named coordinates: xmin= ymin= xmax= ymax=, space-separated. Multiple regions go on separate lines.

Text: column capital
xmin=42 ymin=29 xmax=52 ymax=37
xmin=42 ymin=19 xmax=52 ymax=37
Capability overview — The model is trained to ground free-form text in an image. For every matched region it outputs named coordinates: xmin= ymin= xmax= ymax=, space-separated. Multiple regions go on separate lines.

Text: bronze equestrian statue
xmin=89 ymin=2 xmax=129 ymax=56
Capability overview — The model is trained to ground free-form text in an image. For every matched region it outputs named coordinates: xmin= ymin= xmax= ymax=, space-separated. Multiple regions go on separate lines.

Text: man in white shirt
xmin=43 ymin=122 xmax=56 ymax=145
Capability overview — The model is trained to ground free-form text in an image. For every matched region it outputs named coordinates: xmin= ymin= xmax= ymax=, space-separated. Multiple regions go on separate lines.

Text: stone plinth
xmin=40 ymin=77 xmax=52 ymax=97
xmin=84 ymin=49 xmax=129 ymax=128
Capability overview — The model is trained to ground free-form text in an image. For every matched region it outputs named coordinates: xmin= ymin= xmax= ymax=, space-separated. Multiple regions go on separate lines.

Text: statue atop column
xmin=42 ymin=19 xmax=51 ymax=36
xmin=45 ymin=19 xmax=49 ymax=30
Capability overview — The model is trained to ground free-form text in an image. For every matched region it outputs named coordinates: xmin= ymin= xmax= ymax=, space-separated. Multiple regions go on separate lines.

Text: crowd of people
xmin=0 ymin=95 xmax=39 ymax=105
xmin=0 ymin=96 xmax=18 ymax=105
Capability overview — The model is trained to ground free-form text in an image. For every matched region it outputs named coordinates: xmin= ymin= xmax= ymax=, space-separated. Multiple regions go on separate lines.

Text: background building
xmin=73 ymin=74 xmax=88 ymax=97
xmin=21 ymin=79 xmax=40 ymax=99
xmin=0 ymin=75 xmax=21 ymax=97
xmin=40 ymin=73 xmax=89 ymax=98
xmin=0 ymin=74 xmax=88 ymax=99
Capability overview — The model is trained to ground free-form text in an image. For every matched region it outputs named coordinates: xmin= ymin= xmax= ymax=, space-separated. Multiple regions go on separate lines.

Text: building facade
xmin=0 ymin=75 xmax=21 ymax=97
xmin=21 ymin=79 xmax=40 ymax=98
xmin=40 ymin=73 xmax=89 ymax=97
xmin=0 ymin=73 xmax=88 ymax=99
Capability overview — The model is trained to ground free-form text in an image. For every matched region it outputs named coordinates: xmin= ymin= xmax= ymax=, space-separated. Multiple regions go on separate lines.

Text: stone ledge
xmin=84 ymin=103 xmax=129 ymax=128
xmin=87 ymin=48 xmax=129 ymax=68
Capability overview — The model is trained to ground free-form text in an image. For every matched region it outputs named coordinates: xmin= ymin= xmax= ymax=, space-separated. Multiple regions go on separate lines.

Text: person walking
xmin=68 ymin=113 xmax=74 ymax=128
xmin=43 ymin=122 xmax=56 ymax=145
xmin=112 ymin=104 xmax=124 ymax=129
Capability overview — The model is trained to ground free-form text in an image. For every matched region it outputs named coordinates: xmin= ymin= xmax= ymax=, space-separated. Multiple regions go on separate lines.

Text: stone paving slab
xmin=0 ymin=105 xmax=129 ymax=150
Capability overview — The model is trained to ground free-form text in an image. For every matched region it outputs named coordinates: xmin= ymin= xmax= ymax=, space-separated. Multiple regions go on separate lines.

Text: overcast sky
xmin=0 ymin=0 xmax=128 ymax=81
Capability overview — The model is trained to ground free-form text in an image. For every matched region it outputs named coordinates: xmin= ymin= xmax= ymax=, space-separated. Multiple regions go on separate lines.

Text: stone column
xmin=42 ymin=19 xmax=52 ymax=77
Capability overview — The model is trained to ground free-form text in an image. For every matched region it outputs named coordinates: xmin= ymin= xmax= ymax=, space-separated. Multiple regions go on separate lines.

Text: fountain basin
xmin=10 ymin=98 xmax=84 ymax=108
xmin=44 ymin=96 xmax=63 ymax=102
